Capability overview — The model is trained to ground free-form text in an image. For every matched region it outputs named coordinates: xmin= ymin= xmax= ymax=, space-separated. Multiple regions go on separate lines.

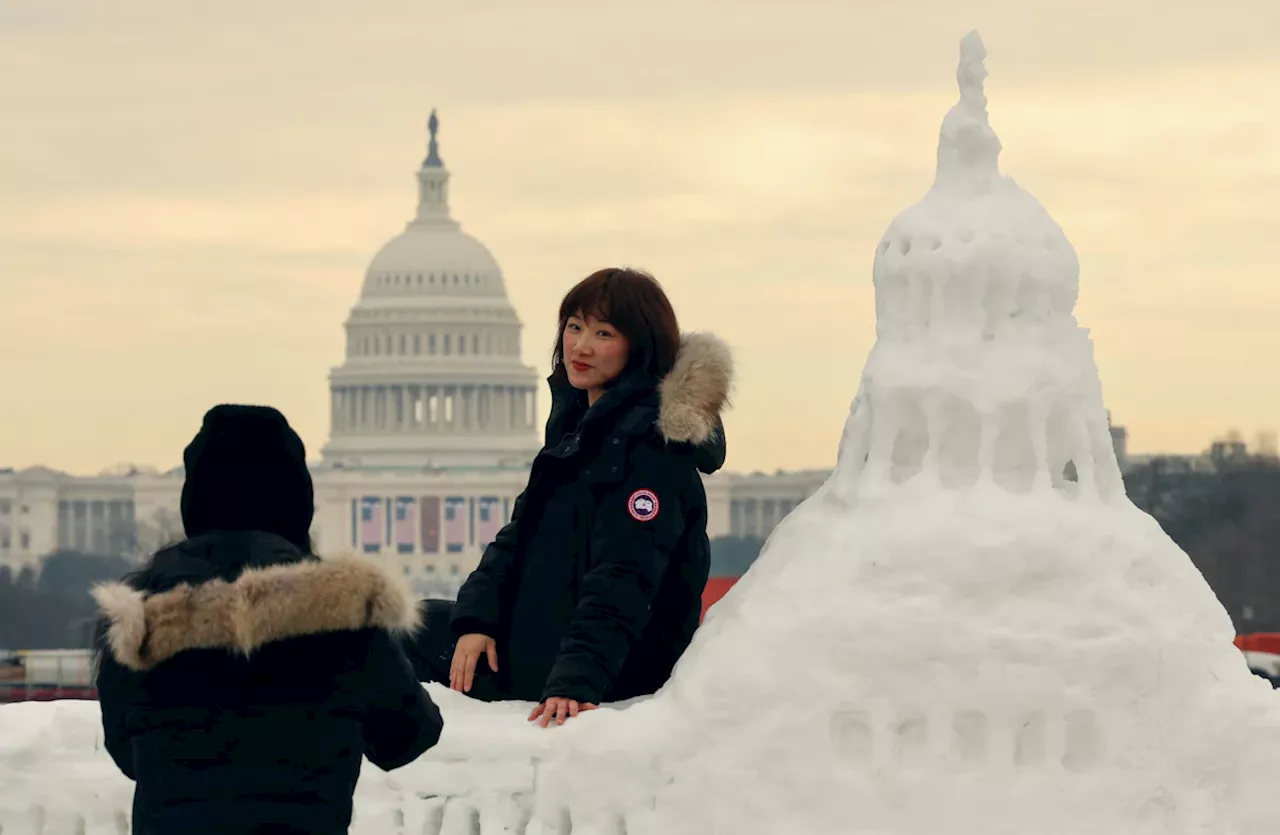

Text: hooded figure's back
xmin=93 ymin=405 xmax=443 ymax=835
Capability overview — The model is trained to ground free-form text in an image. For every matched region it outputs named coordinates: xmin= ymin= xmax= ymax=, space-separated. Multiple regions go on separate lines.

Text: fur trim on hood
xmin=657 ymin=332 xmax=734 ymax=445
xmin=92 ymin=556 xmax=420 ymax=672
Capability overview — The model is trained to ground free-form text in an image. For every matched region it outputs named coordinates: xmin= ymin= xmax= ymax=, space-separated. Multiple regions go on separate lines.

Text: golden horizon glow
xmin=2 ymin=3 xmax=1278 ymax=475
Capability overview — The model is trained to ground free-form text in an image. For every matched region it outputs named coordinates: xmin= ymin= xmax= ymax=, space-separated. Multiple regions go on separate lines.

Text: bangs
xmin=559 ymin=273 xmax=619 ymax=324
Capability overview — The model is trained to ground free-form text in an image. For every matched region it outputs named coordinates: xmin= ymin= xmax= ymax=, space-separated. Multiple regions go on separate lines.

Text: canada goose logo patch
xmin=627 ymin=489 xmax=660 ymax=522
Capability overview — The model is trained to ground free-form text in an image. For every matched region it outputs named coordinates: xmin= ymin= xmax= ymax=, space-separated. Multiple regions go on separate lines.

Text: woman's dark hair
xmin=550 ymin=267 xmax=681 ymax=385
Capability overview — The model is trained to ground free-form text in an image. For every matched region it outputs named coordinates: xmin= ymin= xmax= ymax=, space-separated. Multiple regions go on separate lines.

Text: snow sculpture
xmin=636 ymin=30 xmax=1280 ymax=835
xmin=4 ymin=30 xmax=1280 ymax=835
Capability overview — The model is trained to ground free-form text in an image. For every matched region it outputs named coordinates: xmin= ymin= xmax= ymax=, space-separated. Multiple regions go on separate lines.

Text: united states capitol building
xmin=0 ymin=113 xmax=827 ymax=593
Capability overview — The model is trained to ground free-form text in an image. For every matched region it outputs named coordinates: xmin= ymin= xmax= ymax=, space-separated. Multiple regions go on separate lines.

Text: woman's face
xmin=563 ymin=310 xmax=630 ymax=397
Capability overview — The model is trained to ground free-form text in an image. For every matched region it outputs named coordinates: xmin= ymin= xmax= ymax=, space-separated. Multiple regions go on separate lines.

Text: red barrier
xmin=701 ymin=577 xmax=739 ymax=620
xmin=1235 ymin=633 xmax=1280 ymax=655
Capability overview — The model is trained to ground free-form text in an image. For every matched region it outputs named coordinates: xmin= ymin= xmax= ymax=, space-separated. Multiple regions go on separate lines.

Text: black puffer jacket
xmin=449 ymin=332 xmax=734 ymax=705
xmin=94 ymin=531 xmax=442 ymax=835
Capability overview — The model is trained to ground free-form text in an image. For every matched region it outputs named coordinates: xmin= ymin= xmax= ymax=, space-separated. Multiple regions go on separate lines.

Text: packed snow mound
xmin=4 ymin=29 xmax=1280 ymax=835
xmin=632 ymin=29 xmax=1280 ymax=835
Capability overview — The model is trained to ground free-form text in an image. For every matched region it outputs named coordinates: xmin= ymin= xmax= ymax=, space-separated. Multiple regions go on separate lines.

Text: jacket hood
xmin=658 ymin=332 xmax=733 ymax=473
xmin=92 ymin=556 xmax=420 ymax=672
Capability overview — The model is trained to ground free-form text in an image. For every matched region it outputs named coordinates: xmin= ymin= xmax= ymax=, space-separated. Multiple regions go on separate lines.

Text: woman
xmin=93 ymin=405 xmax=442 ymax=835
xmin=403 ymin=267 xmax=733 ymax=727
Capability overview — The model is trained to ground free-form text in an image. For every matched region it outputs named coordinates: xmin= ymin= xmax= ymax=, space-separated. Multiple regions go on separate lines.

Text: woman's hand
xmin=529 ymin=697 xmax=598 ymax=727
xmin=450 ymin=633 xmax=498 ymax=693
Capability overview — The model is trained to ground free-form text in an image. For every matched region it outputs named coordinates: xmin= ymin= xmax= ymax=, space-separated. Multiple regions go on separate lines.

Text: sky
xmin=1 ymin=0 xmax=1278 ymax=476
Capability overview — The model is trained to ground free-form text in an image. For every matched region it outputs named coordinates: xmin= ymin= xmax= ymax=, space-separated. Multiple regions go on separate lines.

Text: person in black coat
xmin=93 ymin=405 xmax=443 ymax=835
xmin=401 ymin=267 xmax=734 ymax=727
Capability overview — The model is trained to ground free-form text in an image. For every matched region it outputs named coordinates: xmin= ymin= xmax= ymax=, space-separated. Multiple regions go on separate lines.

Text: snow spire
xmin=934 ymin=30 xmax=1003 ymax=193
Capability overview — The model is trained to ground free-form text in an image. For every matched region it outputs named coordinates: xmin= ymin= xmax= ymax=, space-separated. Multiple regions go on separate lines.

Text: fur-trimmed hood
xmin=92 ymin=556 xmax=420 ymax=672
xmin=656 ymin=331 xmax=734 ymax=446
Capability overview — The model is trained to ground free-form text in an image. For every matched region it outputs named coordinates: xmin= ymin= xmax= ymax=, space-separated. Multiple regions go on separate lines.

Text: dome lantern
xmin=414 ymin=109 xmax=453 ymax=226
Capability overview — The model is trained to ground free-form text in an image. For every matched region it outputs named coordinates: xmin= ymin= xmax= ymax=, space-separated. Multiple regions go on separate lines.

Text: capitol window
xmin=429 ymin=333 xmax=437 ymax=354
xmin=443 ymin=334 xmax=451 ymax=355
xmin=413 ymin=334 xmax=420 ymax=354
xmin=19 ymin=531 xmax=29 ymax=551
xmin=472 ymin=334 xmax=479 ymax=354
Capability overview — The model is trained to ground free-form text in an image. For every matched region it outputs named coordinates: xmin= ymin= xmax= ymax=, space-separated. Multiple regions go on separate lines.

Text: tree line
xmin=0 ymin=552 xmax=134 ymax=649
xmin=2 ymin=457 xmax=1277 ymax=650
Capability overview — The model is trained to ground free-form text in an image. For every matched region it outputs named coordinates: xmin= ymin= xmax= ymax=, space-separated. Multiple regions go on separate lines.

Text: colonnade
xmin=330 ymin=384 xmax=536 ymax=434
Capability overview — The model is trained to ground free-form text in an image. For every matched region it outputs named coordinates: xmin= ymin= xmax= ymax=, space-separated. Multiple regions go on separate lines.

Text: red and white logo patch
xmin=627 ymin=488 xmax=660 ymax=522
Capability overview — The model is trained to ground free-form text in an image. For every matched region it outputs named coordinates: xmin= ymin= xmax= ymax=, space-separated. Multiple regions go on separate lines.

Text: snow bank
xmin=5 ymin=30 xmax=1280 ymax=835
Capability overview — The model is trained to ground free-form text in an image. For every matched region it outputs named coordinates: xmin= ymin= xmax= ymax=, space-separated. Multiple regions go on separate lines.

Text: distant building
xmin=2 ymin=114 xmax=816 ymax=586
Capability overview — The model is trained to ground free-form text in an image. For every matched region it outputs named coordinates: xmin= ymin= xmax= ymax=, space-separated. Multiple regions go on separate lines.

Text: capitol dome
xmin=358 ymin=110 xmax=510 ymax=303
xmin=363 ymin=231 xmax=503 ymax=296
xmin=320 ymin=111 xmax=543 ymax=470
